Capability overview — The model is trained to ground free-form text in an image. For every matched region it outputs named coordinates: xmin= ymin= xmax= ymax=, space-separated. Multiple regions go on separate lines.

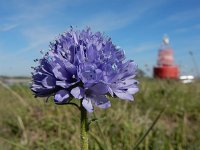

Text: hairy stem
xmin=80 ymin=100 xmax=88 ymax=150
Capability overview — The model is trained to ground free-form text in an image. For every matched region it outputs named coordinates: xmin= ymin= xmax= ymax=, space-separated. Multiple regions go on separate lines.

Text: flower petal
xmin=31 ymin=84 xmax=54 ymax=97
xmin=90 ymin=82 xmax=108 ymax=94
xmin=108 ymin=86 xmax=114 ymax=97
xmin=115 ymin=79 xmax=138 ymax=89
xmin=56 ymin=80 xmax=70 ymax=88
xmin=41 ymin=76 xmax=56 ymax=89
xmin=94 ymin=95 xmax=111 ymax=109
xmin=54 ymin=90 xmax=70 ymax=103
xmin=82 ymin=98 xmax=94 ymax=112
xmin=98 ymin=101 xmax=111 ymax=109
xmin=71 ymin=87 xmax=84 ymax=99
xmin=114 ymin=90 xmax=133 ymax=101
xmin=52 ymin=63 xmax=68 ymax=80
xmin=87 ymin=45 xmax=97 ymax=62
xmin=127 ymin=87 xmax=139 ymax=95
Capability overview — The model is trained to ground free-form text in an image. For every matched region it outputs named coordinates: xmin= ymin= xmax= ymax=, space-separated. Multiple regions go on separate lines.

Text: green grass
xmin=0 ymin=78 xmax=200 ymax=150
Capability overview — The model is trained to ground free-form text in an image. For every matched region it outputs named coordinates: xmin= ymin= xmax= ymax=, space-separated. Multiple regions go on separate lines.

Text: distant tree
xmin=137 ymin=69 xmax=145 ymax=77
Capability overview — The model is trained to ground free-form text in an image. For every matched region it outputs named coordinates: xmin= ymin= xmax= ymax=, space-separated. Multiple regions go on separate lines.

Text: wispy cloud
xmin=174 ymin=23 xmax=200 ymax=33
xmin=167 ymin=9 xmax=200 ymax=22
xmin=132 ymin=42 xmax=158 ymax=52
xmin=5 ymin=0 xmax=89 ymax=24
xmin=81 ymin=0 xmax=166 ymax=32
xmin=1 ymin=1 xmax=66 ymax=53
xmin=0 ymin=23 xmax=18 ymax=32
xmin=20 ymin=26 xmax=58 ymax=52
xmin=153 ymin=8 xmax=200 ymax=27
xmin=81 ymin=12 xmax=136 ymax=32
xmin=4 ymin=1 xmax=61 ymax=29
xmin=12 ymin=0 xmax=165 ymax=53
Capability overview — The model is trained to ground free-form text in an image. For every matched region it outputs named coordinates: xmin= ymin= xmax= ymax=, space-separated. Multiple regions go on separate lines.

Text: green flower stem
xmin=80 ymin=100 xmax=88 ymax=150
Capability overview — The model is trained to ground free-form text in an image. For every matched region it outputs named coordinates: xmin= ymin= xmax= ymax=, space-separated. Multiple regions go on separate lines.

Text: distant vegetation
xmin=137 ymin=69 xmax=146 ymax=78
xmin=0 ymin=76 xmax=31 ymax=79
xmin=0 ymin=78 xmax=200 ymax=150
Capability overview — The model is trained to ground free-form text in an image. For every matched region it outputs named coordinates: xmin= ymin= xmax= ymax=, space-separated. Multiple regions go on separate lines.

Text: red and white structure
xmin=153 ymin=36 xmax=179 ymax=79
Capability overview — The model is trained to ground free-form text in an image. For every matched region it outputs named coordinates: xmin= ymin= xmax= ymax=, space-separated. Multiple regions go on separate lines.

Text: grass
xmin=0 ymin=78 xmax=200 ymax=150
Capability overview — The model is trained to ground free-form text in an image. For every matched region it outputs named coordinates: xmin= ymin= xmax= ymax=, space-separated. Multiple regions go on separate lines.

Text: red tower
xmin=153 ymin=36 xmax=179 ymax=79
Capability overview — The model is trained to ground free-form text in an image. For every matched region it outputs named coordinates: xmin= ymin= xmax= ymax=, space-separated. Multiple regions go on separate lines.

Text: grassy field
xmin=0 ymin=78 xmax=200 ymax=150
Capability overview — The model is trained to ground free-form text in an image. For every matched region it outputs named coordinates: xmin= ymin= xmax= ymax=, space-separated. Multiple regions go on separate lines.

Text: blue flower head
xmin=31 ymin=27 xmax=139 ymax=112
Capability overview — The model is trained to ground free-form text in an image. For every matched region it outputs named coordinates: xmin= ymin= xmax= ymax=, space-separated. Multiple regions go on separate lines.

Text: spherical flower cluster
xmin=31 ymin=27 xmax=139 ymax=112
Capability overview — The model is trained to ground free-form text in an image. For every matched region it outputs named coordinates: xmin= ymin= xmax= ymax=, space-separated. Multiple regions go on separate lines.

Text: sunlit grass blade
xmin=89 ymin=132 xmax=105 ymax=150
xmin=0 ymin=80 xmax=28 ymax=108
xmin=133 ymin=107 xmax=166 ymax=150
xmin=0 ymin=136 xmax=26 ymax=150
xmin=90 ymin=112 xmax=111 ymax=150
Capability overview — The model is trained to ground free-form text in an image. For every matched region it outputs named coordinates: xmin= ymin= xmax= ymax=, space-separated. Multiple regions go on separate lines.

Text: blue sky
xmin=0 ymin=0 xmax=200 ymax=76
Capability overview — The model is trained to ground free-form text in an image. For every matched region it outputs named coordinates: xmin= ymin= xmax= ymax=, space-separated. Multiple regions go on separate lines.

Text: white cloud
xmin=0 ymin=23 xmax=18 ymax=32
xmin=80 ymin=0 xmax=166 ymax=32
xmin=1 ymin=1 xmax=67 ymax=53
xmin=132 ymin=42 xmax=158 ymax=52
xmin=81 ymin=11 xmax=141 ymax=32
xmin=0 ymin=25 xmax=58 ymax=63
xmin=153 ymin=8 xmax=200 ymax=27
xmin=11 ymin=0 xmax=165 ymax=54
xmin=20 ymin=26 xmax=58 ymax=52
xmin=174 ymin=23 xmax=200 ymax=33
xmin=0 ymin=0 xmax=169 ymax=76
xmin=167 ymin=9 xmax=200 ymax=22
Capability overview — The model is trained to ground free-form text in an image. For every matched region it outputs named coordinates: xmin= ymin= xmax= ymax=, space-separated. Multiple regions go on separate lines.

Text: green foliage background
xmin=0 ymin=78 xmax=200 ymax=150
